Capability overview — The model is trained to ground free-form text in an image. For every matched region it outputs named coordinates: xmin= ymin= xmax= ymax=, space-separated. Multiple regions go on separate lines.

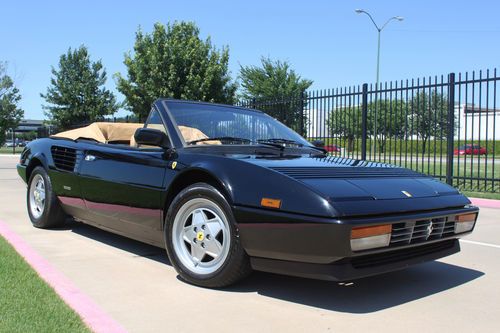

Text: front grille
xmin=390 ymin=216 xmax=456 ymax=246
xmin=51 ymin=146 xmax=78 ymax=172
xmin=270 ymin=166 xmax=426 ymax=179
xmin=351 ymin=239 xmax=457 ymax=269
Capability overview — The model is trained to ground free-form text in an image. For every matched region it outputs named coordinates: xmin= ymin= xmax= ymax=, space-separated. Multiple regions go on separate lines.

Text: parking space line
xmin=461 ymin=239 xmax=500 ymax=249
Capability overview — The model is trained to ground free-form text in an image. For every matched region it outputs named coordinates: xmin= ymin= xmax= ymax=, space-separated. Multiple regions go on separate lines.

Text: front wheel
xmin=27 ymin=166 xmax=66 ymax=228
xmin=165 ymin=183 xmax=251 ymax=288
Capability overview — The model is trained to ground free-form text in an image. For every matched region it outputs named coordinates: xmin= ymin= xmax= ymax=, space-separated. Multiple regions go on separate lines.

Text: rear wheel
xmin=165 ymin=183 xmax=251 ymax=288
xmin=27 ymin=166 xmax=66 ymax=228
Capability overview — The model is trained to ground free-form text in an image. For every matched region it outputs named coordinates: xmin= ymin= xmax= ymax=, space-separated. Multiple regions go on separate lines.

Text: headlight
xmin=351 ymin=224 xmax=391 ymax=251
xmin=455 ymin=213 xmax=477 ymax=234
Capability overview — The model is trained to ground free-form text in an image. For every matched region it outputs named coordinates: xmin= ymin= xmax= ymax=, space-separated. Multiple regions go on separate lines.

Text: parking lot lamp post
xmin=355 ymin=9 xmax=403 ymax=155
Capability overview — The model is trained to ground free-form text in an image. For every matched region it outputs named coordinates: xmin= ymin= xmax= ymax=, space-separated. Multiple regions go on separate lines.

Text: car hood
xmin=236 ymin=155 xmax=470 ymax=216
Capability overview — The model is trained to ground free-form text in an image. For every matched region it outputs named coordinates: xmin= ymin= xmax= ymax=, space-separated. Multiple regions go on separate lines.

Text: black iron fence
xmin=240 ymin=69 xmax=500 ymax=193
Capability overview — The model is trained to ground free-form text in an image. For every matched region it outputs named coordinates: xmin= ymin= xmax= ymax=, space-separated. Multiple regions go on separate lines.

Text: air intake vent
xmin=390 ymin=217 xmax=456 ymax=246
xmin=270 ymin=167 xmax=425 ymax=179
xmin=51 ymin=146 xmax=77 ymax=172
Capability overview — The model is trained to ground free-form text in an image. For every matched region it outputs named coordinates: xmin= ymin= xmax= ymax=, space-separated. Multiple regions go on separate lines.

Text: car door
xmin=78 ymin=109 xmax=172 ymax=245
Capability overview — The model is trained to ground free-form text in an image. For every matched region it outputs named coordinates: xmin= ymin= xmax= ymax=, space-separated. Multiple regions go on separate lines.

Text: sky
xmin=2 ymin=0 xmax=500 ymax=120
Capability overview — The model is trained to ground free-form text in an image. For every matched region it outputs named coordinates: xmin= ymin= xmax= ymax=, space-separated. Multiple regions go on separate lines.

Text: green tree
xmin=327 ymin=106 xmax=362 ymax=151
xmin=116 ymin=22 xmax=237 ymax=120
xmin=367 ymin=99 xmax=407 ymax=153
xmin=410 ymin=91 xmax=448 ymax=155
xmin=41 ymin=46 xmax=118 ymax=131
xmin=0 ymin=62 xmax=24 ymax=145
xmin=239 ymin=57 xmax=313 ymax=133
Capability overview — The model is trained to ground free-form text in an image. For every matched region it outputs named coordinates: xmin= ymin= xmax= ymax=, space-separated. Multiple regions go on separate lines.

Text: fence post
xmin=446 ymin=73 xmax=456 ymax=185
xmin=11 ymin=128 xmax=15 ymax=155
xmin=361 ymin=83 xmax=368 ymax=160
xmin=299 ymin=91 xmax=305 ymax=136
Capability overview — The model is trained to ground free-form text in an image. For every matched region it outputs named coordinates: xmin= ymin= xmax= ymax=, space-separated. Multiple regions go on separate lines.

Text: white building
xmin=455 ymin=104 xmax=500 ymax=141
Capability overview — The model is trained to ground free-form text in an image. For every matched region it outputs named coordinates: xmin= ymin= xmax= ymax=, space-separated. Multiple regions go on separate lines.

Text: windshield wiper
xmin=187 ymin=136 xmax=252 ymax=145
xmin=258 ymin=138 xmax=327 ymax=155
xmin=258 ymin=138 xmax=304 ymax=146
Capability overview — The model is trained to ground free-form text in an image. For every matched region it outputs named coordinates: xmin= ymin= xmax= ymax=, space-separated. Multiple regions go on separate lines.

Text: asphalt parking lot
xmin=1 ymin=155 xmax=499 ymax=333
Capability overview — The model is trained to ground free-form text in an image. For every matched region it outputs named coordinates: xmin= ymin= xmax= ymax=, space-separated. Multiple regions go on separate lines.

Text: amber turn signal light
xmin=456 ymin=213 xmax=477 ymax=223
xmin=260 ymin=198 xmax=281 ymax=209
xmin=351 ymin=224 xmax=392 ymax=239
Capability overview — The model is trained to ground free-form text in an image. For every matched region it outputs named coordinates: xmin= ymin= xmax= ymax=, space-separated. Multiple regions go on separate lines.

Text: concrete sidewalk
xmin=1 ymin=157 xmax=499 ymax=333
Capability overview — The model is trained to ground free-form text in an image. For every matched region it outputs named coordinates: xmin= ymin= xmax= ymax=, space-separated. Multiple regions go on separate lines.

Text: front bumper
xmin=235 ymin=205 xmax=478 ymax=281
xmin=250 ymin=239 xmax=460 ymax=281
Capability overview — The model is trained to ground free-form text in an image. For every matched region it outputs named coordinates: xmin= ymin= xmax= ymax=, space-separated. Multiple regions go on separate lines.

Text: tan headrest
xmin=130 ymin=133 xmax=137 ymax=147
xmin=179 ymin=126 xmax=221 ymax=145
xmin=97 ymin=123 xmax=144 ymax=142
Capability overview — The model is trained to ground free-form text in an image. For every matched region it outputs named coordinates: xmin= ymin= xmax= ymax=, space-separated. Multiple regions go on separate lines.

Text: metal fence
xmin=240 ymin=69 xmax=500 ymax=193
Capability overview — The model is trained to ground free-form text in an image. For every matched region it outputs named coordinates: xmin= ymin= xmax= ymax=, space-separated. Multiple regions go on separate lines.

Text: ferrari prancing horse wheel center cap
xmin=196 ymin=231 xmax=205 ymax=241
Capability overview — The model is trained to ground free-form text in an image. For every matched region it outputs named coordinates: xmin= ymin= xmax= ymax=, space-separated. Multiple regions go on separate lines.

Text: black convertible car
xmin=17 ymin=99 xmax=478 ymax=287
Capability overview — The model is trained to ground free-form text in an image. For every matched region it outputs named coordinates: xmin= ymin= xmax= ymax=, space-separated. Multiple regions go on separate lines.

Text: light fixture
xmin=455 ymin=213 xmax=477 ymax=234
xmin=351 ymin=224 xmax=392 ymax=251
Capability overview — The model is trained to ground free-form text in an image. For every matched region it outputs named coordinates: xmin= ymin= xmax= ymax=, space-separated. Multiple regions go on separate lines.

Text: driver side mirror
xmin=134 ymin=128 xmax=170 ymax=149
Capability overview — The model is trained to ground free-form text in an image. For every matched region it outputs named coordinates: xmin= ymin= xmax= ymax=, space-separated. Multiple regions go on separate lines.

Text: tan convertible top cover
xmin=52 ymin=122 xmax=144 ymax=143
xmin=52 ymin=122 xmax=222 ymax=146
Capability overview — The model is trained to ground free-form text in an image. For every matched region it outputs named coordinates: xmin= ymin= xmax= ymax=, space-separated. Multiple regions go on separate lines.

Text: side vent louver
xmin=51 ymin=146 xmax=78 ymax=172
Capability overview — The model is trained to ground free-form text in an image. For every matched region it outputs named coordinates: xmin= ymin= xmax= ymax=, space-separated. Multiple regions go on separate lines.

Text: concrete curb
xmin=470 ymin=198 xmax=500 ymax=209
xmin=0 ymin=220 xmax=127 ymax=333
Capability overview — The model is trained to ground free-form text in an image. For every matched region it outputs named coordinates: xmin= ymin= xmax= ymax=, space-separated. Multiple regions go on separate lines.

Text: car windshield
xmin=165 ymin=101 xmax=312 ymax=148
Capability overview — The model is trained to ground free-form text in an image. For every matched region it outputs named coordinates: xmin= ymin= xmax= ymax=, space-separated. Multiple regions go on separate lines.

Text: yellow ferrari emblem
xmin=196 ymin=231 xmax=204 ymax=241
xmin=171 ymin=161 xmax=177 ymax=169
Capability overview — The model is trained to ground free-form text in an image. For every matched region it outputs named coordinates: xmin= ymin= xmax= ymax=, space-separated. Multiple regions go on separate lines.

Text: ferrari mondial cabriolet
xmin=17 ymin=99 xmax=479 ymax=287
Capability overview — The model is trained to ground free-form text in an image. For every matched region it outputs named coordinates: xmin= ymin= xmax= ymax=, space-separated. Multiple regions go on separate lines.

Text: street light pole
xmin=355 ymin=9 xmax=403 ymax=156
xmin=376 ymin=29 xmax=381 ymax=86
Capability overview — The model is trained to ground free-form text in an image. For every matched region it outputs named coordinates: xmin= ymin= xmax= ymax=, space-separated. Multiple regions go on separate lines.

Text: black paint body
xmin=17 ymin=99 xmax=478 ymax=281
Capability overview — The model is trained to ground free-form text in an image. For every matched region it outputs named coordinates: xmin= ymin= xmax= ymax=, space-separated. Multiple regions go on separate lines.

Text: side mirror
xmin=134 ymin=128 xmax=170 ymax=149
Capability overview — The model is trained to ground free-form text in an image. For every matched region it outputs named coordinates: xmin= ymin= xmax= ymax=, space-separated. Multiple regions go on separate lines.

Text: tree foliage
xmin=327 ymin=94 xmax=450 ymax=154
xmin=116 ymin=22 xmax=237 ymax=120
xmin=239 ymin=57 xmax=313 ymax=100
xmin=410 ymin=91 xmax=449 ymax=154
xmin=239 ymin=57 xmax=313 ymax=133
xmin=327 ymin=106 xmax=362 ymax=151
xmin=367 ymin=99 xmax=407 ymax=152
xmin=41 ymin=46 xmax=118 ymax=131
xmin=0 ymin=62 xmax=24 ymax=145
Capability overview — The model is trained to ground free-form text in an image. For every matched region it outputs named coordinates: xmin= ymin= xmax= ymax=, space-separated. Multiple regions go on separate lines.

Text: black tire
xmin=165 ymin=183 xmax=251 ymax=288
xmin=27 ymin=166 xmax=67 ymax=228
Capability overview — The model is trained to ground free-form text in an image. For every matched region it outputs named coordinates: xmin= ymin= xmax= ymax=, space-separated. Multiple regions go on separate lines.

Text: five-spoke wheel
xmin=27 ymin=166 xmax=66 ymax=228
xmin=165 ymin=183 xmax=251 ymax=287
xmin=173 ymin=199 xmax=230 ymax=275
xmin=29 ymin=174 xmax=46 ymax=219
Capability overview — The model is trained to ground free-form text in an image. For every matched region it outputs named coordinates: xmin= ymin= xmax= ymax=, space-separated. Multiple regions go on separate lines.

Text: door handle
xmin=85 ymin=154 xmax=96 ymax=161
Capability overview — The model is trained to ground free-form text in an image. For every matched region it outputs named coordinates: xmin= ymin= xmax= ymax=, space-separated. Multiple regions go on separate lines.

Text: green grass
xmin=311 ymin=137 xmax=500 ymax=156
xmin=0 ymin=147 xmax=23 ymax=154
xmin=461 ymin=191 xmax=500 ymax=200
xmin=0 ymin=236 xmax=90 ymax=333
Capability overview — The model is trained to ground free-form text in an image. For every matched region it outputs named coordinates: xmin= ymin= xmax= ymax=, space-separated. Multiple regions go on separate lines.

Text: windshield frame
xmin=161 ymin=99 xmax=314 ymax=150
